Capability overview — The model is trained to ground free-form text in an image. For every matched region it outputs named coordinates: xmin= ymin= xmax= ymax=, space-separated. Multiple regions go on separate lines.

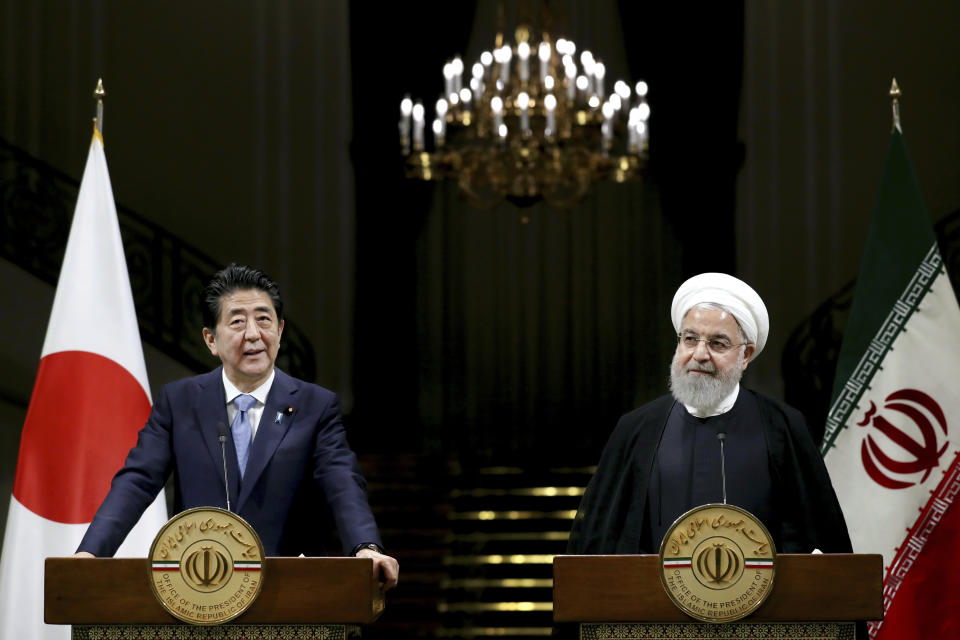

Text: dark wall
xmin=348 ymin=2 xmax=744 ymax=463
xmin=3 ymin=0 xmax=960 ymax=478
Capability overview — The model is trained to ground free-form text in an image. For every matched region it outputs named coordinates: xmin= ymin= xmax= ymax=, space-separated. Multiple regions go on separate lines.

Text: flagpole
xmin=889 ymin=77 xmax=901 ymax=133
xmin=93 ymin=78 xmax=105 ymax=136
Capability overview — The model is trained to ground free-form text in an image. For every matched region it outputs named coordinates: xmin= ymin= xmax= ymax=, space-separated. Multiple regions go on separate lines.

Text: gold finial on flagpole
xmin=889 ymin=77 xmax=901 ymax=133
xmin=93 ymin=79 xmax=105 ymax=135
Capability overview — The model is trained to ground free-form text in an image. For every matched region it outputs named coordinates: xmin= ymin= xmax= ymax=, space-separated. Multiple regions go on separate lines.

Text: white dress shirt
xmin=222 ymin=368 xmax=275 ymax=439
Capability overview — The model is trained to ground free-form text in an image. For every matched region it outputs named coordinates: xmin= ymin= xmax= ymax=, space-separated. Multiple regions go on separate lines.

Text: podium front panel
xmin=553 ymin=554 xmax=882 ymax=622
xmin=46 ymin=557 xmax=384 ymax=625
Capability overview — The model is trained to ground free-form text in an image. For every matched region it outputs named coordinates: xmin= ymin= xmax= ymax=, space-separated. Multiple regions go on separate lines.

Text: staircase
xmin=364 ymin=458 xmax=594 ymax=640
xmin=0 ymin=136 xmax=317 ymax=382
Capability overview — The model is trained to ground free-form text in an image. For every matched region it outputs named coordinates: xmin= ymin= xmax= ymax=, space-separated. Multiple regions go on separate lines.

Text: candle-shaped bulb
xmin=538 ymin=42 xmax=551 ymax=62
xmin=576 ymin=75 xmax=589 ymax=91
xmin=412 ymin=101 xmax=425 ymax=150
xmin=594 ymin=62 xmax=606 ymax=99
xmin=609 ymin=94 xmax=622 ymax=111
xmin=443 ymin=62 xmax=454 ymax=98
xmin=637 ymin=102 xmax=651 ymax=121
xmin=452 ymin=56 xmax=464 ymax=93
xmin=481 ymin=51 xmax=493 ymax=66
xmin=579 ymin=53 xmax=596 ymax=97
xmin=544 ymin=75 xmax=555 ymax=90
xmin=517 ymin=41 xmax=530 ymax=82
xmin=602 ymin=102 xmax=615 ymax=120
xmin=436 ymin=98 xmax=449 ymax=116
xmin=490 ymin=96 xmax=504 ymax=113
xmin=538 ymin=41 xmax=551 ymax=82
xmin=460 ymin=88 xmax=472 ymax=104
xmin=472 ymin=62 xmax=484 ymax=79
xmin=498 ymin=123 xmax=508 ymax=138
xmin=495 ymin=45 xmax=512 ymax=84
xmin=615 ymin=80 xmax=631 ymax=99
xmin=580 ymin=50 xmax=595 ymax=70
xmin=544 ymin=93 xmax=557 ymax=139
xmin=635 ymin=81 xmax=649 ymax=97
xmin=588 ymin=95 xmax=600 ymax=108
xmin=518 ymin=91 xmax=530 ymax=133
xmin=433 ymin=115 xmax=446 ymax=148
xmin=399 ymin=96 xmax=413 ymax=153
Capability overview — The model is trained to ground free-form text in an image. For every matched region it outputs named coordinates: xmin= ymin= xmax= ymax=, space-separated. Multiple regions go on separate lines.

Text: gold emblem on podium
xmin=148 ymin=507 xmax=265 ymax=625
xmin=658 ymin=503 xmax=776 ymax=623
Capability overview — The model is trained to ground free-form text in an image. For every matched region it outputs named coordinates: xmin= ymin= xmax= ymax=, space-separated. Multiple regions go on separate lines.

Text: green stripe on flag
xmin=825 ymin=130 xmax=939 ymax=451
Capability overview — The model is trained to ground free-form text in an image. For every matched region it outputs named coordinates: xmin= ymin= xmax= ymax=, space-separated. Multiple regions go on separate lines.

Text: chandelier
xmin=398 ymin=17 xmax=650 ymax=210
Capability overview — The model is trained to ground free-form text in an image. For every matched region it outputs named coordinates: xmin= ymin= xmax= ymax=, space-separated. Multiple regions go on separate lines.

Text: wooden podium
xmin=45 ymin=557 xmax=384 ymax=640
xmin=554 ymin=554 xmax=883 ymax=640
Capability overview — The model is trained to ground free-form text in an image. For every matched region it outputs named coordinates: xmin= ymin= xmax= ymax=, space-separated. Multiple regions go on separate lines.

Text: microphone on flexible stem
xmin=716 ymin=431 xmax=728 ymax=505
xmin=217 ymin=422 xmax=231 ymax=512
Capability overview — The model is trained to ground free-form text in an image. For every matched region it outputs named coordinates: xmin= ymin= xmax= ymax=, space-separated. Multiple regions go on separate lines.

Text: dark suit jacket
xmin=77 ymin=367 xmax=381 ymax=557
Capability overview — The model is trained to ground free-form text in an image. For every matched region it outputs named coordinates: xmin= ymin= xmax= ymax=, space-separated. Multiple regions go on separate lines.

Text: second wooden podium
xmin=554 ymin=554 xmax=882 ymax=640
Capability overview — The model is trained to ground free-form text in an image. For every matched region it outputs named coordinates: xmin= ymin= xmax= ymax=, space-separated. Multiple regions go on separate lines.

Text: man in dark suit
xmin=74 ymin=264 xmax=398 ymax=589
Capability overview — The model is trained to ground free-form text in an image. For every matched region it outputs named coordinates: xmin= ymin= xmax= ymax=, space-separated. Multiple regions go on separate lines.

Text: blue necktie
xmin=232 ymin=394 xmax=257 ymax=478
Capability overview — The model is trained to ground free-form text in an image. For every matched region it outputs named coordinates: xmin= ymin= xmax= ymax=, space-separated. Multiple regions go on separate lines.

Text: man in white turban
xmin=568 ymin=273 xmax=851 ymax=556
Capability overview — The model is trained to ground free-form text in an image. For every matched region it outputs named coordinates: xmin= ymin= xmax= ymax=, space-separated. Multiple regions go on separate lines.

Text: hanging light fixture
xmin=398 ymin=9 xmax=649 ymax=210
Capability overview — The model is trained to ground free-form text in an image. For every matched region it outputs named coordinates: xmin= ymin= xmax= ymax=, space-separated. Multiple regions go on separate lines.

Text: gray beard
xmin=669 ymin=350 xmax=744 ymax=412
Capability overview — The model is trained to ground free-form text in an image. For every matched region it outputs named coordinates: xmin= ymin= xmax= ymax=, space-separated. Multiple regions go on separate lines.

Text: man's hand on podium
xmin=355 ymin=548 xmax=399 ymax=591
xmin=72 ymin=551 xmax=95 ymax=558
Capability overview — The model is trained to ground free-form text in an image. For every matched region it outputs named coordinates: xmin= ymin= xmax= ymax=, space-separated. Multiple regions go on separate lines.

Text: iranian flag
xmin=823 ymin=127 xmax=960 ymax=638
xmin=0 ymin=130 xmax=168 ymax=639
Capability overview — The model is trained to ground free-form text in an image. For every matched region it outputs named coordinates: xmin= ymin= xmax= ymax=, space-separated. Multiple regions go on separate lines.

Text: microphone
xmin=716 ymin=431 xmax=728 ymax=505
xmin=217 ymin=422 xmax=231 ymax=512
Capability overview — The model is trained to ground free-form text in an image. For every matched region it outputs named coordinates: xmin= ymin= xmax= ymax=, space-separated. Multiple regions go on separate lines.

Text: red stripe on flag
xmin=13 ymin=351 xmax=150 ymax=523
xmin=875 ymin=452 xmax=960 ymax=639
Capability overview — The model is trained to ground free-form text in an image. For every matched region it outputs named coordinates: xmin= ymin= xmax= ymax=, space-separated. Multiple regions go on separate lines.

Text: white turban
xmin=671 ymin=273 xmax=769 ymax=357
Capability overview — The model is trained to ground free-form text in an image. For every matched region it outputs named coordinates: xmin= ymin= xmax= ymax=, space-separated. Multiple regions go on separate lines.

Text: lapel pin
xmin=284 ymin=406 xmax=295 ymax=416
xmin=274 ymin=411 xmax=283 ymax=424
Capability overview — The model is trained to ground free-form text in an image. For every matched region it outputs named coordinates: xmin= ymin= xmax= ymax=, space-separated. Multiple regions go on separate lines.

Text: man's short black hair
xmin=202 ymin=263 xmax=284 ymax=331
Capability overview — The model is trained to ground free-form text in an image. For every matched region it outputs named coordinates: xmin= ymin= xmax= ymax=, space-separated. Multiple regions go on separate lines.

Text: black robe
xmin=568 ymin=390 xmax=853 ymax=555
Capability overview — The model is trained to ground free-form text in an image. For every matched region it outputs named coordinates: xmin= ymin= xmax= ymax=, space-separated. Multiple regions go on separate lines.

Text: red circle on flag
xmin=13 ymin=351 xmax=151 ymax=524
